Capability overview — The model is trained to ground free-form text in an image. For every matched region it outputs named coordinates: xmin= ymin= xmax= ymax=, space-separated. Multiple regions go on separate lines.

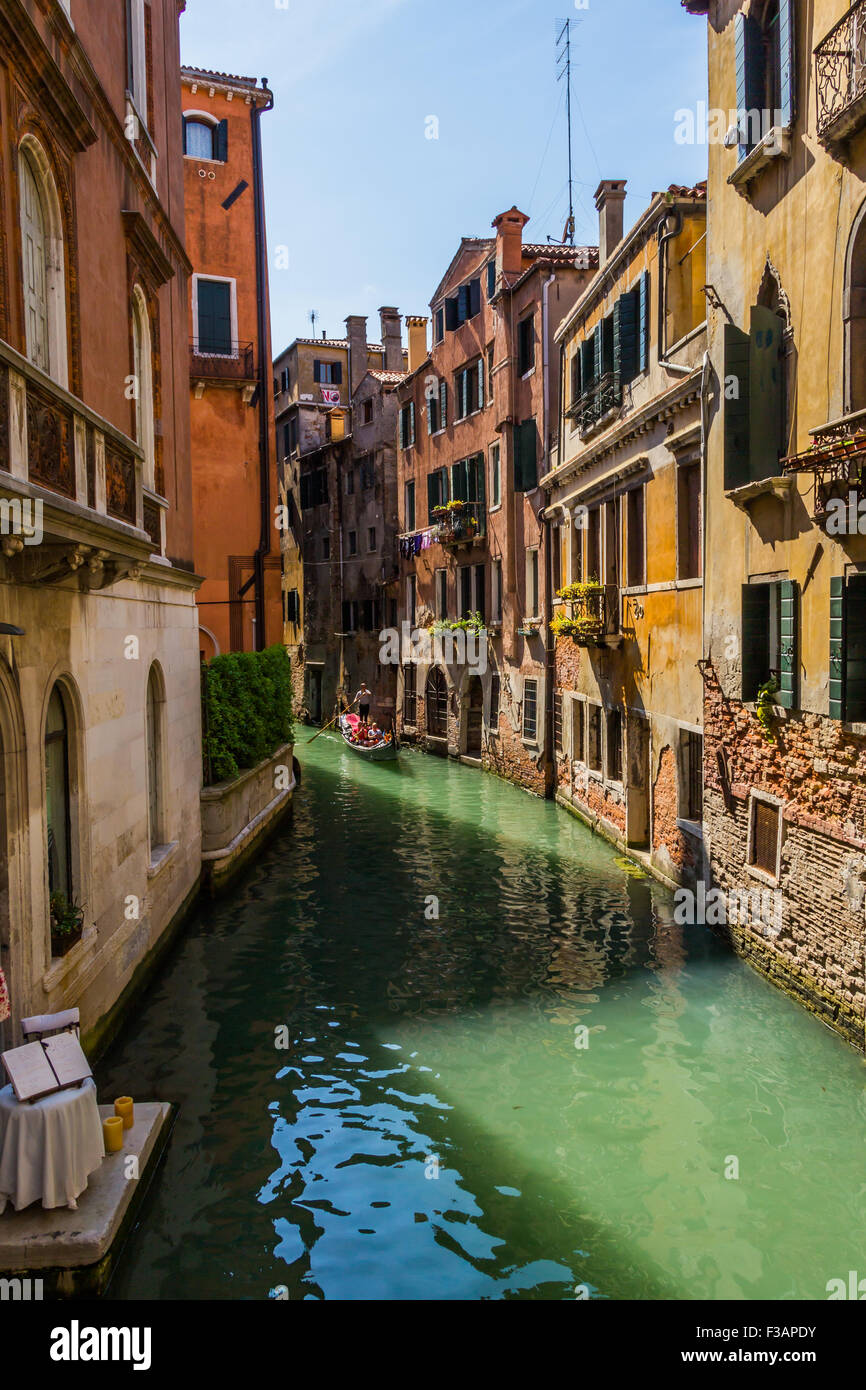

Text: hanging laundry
xmin=413 ymin=534 xmax=423 ymax=556
xmin=0 ymin=964 xmax=9 ymax=1024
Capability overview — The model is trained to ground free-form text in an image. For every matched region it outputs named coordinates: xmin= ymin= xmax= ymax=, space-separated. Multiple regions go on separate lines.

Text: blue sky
xmin=180 ymin=0 xmax=708 ymax=354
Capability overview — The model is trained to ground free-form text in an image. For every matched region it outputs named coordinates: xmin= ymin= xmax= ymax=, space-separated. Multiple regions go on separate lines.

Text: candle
xmin=114 ymin=1097 xmax=134 ymax=1130
xmin=103 ymin=1116 xmax=124 ymax=1154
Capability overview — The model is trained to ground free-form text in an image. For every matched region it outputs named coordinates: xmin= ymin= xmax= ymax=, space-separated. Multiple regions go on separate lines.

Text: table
xmin=0 ymin=1079 xmax=104 ymax=1215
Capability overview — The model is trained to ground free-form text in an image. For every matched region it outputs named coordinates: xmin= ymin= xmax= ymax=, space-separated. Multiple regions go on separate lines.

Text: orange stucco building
xmin=181 ymin=66 xmax=281 ymax=656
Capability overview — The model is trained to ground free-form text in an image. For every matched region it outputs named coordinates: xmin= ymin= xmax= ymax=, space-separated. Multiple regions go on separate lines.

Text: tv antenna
xmin=309 ymin=310 xmax=319 ymax=337
xmin=556 ymin=18 xmax=577 ymax=246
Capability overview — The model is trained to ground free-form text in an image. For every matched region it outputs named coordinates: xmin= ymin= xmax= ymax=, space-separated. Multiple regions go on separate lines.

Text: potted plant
xmin=50 ymin=892 xmax=85 ymax=958
xmin=756 ymin=677 xmax=780 ymax=744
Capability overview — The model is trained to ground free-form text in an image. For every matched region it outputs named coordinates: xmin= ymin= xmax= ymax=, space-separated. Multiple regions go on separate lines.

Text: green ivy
xmin=203 ymin=645 xmax=293 ymax=784
xmin=756 ymin=677 xmax=779 ymax=744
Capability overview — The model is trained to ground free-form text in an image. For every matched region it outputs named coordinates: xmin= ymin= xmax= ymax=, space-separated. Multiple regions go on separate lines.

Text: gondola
xmin=339 ymin=713 xmax=399 ymax=762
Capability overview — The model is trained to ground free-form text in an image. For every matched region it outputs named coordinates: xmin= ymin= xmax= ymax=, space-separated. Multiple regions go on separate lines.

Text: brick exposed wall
xmin=652 ymin=745 xmax=696 ymax=872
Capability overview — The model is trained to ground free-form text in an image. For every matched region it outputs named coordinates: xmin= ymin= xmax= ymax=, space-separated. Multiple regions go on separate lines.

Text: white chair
xmin=20 ymin=1008 xmax=80 ymax=1042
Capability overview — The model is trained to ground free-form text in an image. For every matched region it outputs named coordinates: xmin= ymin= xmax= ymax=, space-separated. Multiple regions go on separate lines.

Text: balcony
xmin=0 ymin=339 xmax=161 ymax=588
xmin=190 ymin=340 xmax=256 ymax=400
xmin=433 ymin=500 xmax=487 ymax=548
xmin=552 ymin=583 xmax=620 ymax=647
xmin=782 ymin=408 xmax=866 ymax=522
xmin=816 ymin=2 xmax=866 ymax=148
xmin=565 ymin=372 xmax=623 ymax=437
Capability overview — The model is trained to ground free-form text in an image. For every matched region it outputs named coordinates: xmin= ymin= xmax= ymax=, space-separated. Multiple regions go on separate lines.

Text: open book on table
xmin=1 ymin=1033 xmax=92 ymax=1103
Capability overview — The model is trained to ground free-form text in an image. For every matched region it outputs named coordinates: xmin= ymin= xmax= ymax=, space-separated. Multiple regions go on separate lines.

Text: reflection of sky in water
xmin=100 ymin=737 xmax=866 ymax=1301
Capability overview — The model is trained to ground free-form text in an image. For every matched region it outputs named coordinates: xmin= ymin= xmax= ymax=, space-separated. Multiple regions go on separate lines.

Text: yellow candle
xmin=103 ymin=1116 xmax=124 ymax=1154
xmin=114 ymin=1097 xmax=134 ymax=1130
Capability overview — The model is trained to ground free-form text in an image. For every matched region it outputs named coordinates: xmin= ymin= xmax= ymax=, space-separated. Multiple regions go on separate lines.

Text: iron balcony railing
xmin=433 ymin=500 xmax=487 ymax=546
xmin=189 ymin=340 xmax=255 ymax=381
xmin=815 ymin=1 xmax=866 ymax=143
xmin=558 ymin=584 xmax=620 ymax=646
xmin=782 ymin=409 xmax=866 ymax=519
xmin=565 ymin=372 xmax=623 ymax=435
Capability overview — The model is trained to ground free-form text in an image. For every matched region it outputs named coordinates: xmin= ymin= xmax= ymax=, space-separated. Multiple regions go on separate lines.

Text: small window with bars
xmin=523 ymin=679 xmax=538 ymax=742
xmin=748 ymin=795 xmax=781 ymax=878
xmin=572 ymin=699 xmax=585 ymax=763
xmin=682 ymin=730 xmax=703 ymax=822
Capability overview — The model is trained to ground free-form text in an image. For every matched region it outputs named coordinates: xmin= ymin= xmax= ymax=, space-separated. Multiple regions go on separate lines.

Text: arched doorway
xmin=465 ymin=676 xmax=483 ymax=756
xmin=425 ymin=668 xmax=448 ymax=738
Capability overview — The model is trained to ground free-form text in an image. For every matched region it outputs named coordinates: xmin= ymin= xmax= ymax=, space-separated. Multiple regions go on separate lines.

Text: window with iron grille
xmin=606 ymin=708 xmax=622 ymax=782
xmin=682 ymin=730 xmax=703 ymax=821
xmin=749 ymin=797 xmax=780 ymax=877
xmin=403 ymin=665 xmax=417 ymax=726
xmin=572 ymin=699 xmax=585 ymax=763
xmin=587 ymin=704 xmax=602 ymax=772
xmin=523 ymin=679 xmax=538 ymax=741
xmin=489 ymin=674 xmax=500 ymax=729
xmin=554 ymin=693 xmax=563 ymax=753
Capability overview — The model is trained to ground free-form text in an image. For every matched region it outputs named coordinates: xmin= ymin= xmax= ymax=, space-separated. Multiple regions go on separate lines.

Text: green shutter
xmin=779 ymin=1 xmax=795 ymax=128
xmin=845 ymin=575 xmax=866 ymax=722
xmin=830 ymin=575 xmax=846 ymax=719
xmin=477 ymin=358 xmax=484 ymax=409
xmin=451 ymin=461 xmax=467 ymax=502
xmin=215 ymin=119 xmax=229 ymax=162
xmin=440 ymin=380 xmax=447 ymax=428
xmin=638 ymin=272 xmax=650 ymax=372
xmin=778 ymin=579 xmax=798 ymax=709
xmin=445 ymin=297 xmax=459 ymax=331
xmin=742 ymin=583 xmax=770 ymax=702
xmin=197 ymin=279 xmax=232 ymax=354
xmin=469 ymin=279 xmax=481 ymax=317
xmin=593 ymin=324 xmax=603 ymax=383
xmin=749 ymin=305 xmax=783 ymax=481
xmin=581 ymin=338 xmax=594 ymax=389
xmin=515 ymin=420 xmax=538 ymax=493
xmin=427 ymin=471 xmax=439 ymax=523
xmin=617 ymin=289 xmax=639 ymax=385
xmin=736 ymin=12 xmax=765 ymax=159
xmin=314 ymin=360 xmax=322 ymax=384
xmin=409 ymin=401 xmax=415 ymax=445
xmin=427 ymin=393 xmax=434 ymax=435
xmin=473 ymin=453 xmax=485 ymax=507
xmin=724 ymin=322 xmax=751 ymax=491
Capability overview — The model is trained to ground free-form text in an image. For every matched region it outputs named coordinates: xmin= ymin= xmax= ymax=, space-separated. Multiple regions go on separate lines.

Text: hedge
xmin=202 ymin=645 xmax=293 ymax=785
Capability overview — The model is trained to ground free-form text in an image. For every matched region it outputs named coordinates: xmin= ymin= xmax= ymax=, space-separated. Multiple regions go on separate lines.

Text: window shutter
xmin=409 ymin=401 xmax=415 ymax=445
xmin=440 ymin=380 xmax=447 ymax=428
xmin=333 ymin=362 xmax=343 ymax=385
xmin=724 ymin=322 xmax=751 ymax=490
xmin=638 ymin=272 xmax=650 ymax=372
xmin=581 ymin=337 xmax=594 ymax=388
xmin=445 ymin=297 xmax=459 ymax=332
xmin=617 ymin=289 xmax=639 ymax=385
xmin=451 ymin=461 xmax=466 ymax=501
xmin=313 ymin=360 xmax=322 ymax=383
xmin=427 ymin=472 xmax=439 ymax=523
xmin=742 ymin=584 xmax=770 ymax=702
xmin=458 ymin=284 xmax=470 ymax=323
xmin=515 ymin=420 xmax=538 ymax=493
xmin=215 ymin=119 xmax=229 ymax=162
xmin=469 ymin=279 xmax=481 ymax=318
xmin=427 ymin=394 xmax=434 ymax=435
xmin=778 ymin=579 xmax=799 ymax=709
xmin=571 ymin=351 xmax=582 ymax=403
xmin=473 ymin=453 xmax=486 ymax=507
xmin=593 ymin=324 xmax=603 ymax=383
xmin=749 ymin=305 xmax=783 ymax=481
xmin=846 ymin=575 xmax=866 ymax=722
xmin=830 ymin=576 xmax=845 ymax=719
xmin=779 ymin=0 xmax=795 ymax=128
xmin=477 ymin=358 xmax=484 ymax=409
xmin=182 ymin=116 xmax=188 ymax=154
xmin=735 ymin=11 xmax=765 ymax=160
xmin=487 ymin=260 xmax=496 ymax=299
xmin=197 ymin=278 xmax=232 ymax=354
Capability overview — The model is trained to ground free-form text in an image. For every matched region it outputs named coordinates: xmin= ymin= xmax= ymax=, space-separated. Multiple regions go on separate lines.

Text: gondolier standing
xmin=354 ymin=682 xmax=372 ymax=728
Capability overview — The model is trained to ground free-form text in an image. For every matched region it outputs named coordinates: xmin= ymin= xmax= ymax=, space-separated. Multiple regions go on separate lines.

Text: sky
xmin=179 ymin=0 xmax=709 ymax=355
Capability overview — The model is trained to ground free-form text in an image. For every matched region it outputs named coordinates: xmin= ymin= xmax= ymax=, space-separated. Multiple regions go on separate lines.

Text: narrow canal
xmin=101 ymin=736 xmax=866 ymax=1301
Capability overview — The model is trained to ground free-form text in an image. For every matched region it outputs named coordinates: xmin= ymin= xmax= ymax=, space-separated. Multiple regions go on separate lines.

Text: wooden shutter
xmin=514 ymin=420 xmax=538 ymax=493
xmin=439 ymin=380 xmax=447 ymax=428
xmin=197 ymin=279 xmax=231 ymax=354
xmin=742 ymin=583 xmax=770 ymax=701
xmin=830 ymin=575 xmax=845 ymax=719
xmin=477 ymin=358 xmax=485 ymax=409
xmin=313 ymin=360 xmax=322 ymax=383
xmin=427 ymin=471 xmax=439 ymax=522
xmin=215 ymin=119 xmax=229 ymax=163
xmin=427 ymin=393 xmax=434 ymax=435
xmin=487 ymin=260 xmax=496 ymax=299
xmin=593 ymin=323 xmax=603 ymax=382
xmin=616 ymin=289 xmax=639 ymax=385
xmin=779 ymin=0 xmax=795 ymax=128
xmin=735 ymin=11 xmax=765 ymax=160
xmin=846 ymin=575 xmax=866 ymax=722
xmin=778 ymin=579 xmax=798 ymax=709
xmin=581 ymin=337 xmax=594 ymax=388
xmin=638 ymin=272 xmax=650 ymax=372
xmin=749 ymin=305 xmax=783 ymax=481
xmin=469 ymin=279 xmax=481 ymax=318
xmin=409 ymin=401 xmax=415 ymax=445
xmin=445 ymin=297 xmax=459 ymax=332
xmin=333 ymin=362 xmax=343 ymax=385
xmin=724 ymin=322 xmax=751 ymax=490
xmin=571 ymin=351 xmax=582 ymax=403
xmin=472 ymin=453 xmax=485 ymax=507
xmin=19 ymin=151 xmax=50 ymax=373
xmin=458 ymin=284 xmax=470 ymax=323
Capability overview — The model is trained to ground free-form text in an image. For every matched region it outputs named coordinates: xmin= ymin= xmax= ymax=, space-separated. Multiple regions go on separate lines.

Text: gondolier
xmin=354 ymin=682 xmax=372 ymax=727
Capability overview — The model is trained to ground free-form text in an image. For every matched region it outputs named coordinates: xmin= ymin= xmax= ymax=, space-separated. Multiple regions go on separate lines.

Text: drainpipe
xmin=699 ymin=346 xmax=711 ymax=885
xmin=657 ymin=206 xmax=693 ymax=377
xmin=541 ymin=272 xmax=557 ymax=797
xmin=251 ymin=82 xmax=275 ymax=651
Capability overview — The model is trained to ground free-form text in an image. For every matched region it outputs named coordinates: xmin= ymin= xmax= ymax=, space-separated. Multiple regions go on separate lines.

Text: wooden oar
xmin=307 ymin=699 xmax=357 ymax=744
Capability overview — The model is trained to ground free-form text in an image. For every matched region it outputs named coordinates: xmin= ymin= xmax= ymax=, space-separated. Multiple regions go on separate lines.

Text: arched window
xmin=426 ymin=668 xmax=448 ymax=738
xmin=17 ymin=139 xmax=68 ymax=387
xmin=132 ymin=285 xmax=155 ymax=490
xmin=146 ymin=665 xmax=165 ymax=854
xmin=45 ymin=685 xmax=72 ymax=901
xmin=182 ymin=114 xmax=227 ymax=163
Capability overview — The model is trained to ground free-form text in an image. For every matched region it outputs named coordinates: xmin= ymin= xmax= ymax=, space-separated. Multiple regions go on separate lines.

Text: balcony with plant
xmin=552 ymin=579 xmax=619 ymax=646
xmin=433 ymin=499 xmax=486 ymax=547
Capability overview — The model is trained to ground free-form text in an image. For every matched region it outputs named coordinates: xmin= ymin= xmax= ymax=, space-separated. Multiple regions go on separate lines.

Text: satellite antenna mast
xmin=556 ymin=18 xmax=576 ymax=246
xmin=310 ymin=309 xmax=318 ymax=337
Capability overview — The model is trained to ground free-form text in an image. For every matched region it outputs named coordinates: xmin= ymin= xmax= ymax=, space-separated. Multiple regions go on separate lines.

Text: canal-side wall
xmin=201 ymin=742 xmax=296 ymax=894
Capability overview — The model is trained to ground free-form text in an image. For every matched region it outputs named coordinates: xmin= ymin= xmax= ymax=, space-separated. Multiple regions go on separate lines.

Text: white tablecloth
xmin=0 ymin=1078 xmax=104 ymax=1214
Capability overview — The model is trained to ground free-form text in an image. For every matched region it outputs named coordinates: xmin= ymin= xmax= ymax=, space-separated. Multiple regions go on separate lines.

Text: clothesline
xmin=398 ymin=528 xmax=437 ymax=559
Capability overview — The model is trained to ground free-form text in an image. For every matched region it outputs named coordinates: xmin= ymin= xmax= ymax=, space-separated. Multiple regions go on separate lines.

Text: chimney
xmin=492 ymin=206 xmax=530 ymax=283
xmin=406 ymin=316 xmax=428 ymax=375
xmin=379 ymin=306 xmax=403 ymax=372
xmin=594 ymin=180 xmax=627 ymax=265
xmin=345 ymin=315 xmax=368 ymax=397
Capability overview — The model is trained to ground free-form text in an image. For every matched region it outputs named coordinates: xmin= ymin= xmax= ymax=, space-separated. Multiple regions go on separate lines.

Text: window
xmin=518 ymin=314 xmax=535 ymax=376
xmin=348 ymin=530 xmax=357 ymax=556
xmin=300 ymin=466 xmax=328 ymax=509
xmin=342 ymin=601 xmax=358 ymax=633
xmin=552 ymin=525 xmax=563 ymax=595
xmin=514 ymin=419 xmax=538 ymax=492
xmin=360 ymin=458 xmax=375 ymax=491
xmin=313 ymin=359 xmax=342 ymax=386
xmin=400 ymin=402 xmax=416 ymax=449
xmin=195 ymin=277 xmax=233 ymax=355
xmin=282 ymin=417 xmax=299 ymax=458
xmin=428 ymin=380 xmax=447 ymax=434
xmin=45 ymin=685 xmax=73 ymax=906
xmin=523 ymin=679 xmax=539 ymax=742
xmin=455 ymin=361 xmax=484 ymax=419
xmin=487 ymin=345 xmax=494 ymax=398
xmin=435 ymin=568 xmax=448 ymax=620
xmin=146 ymin=665 xmax=165 ymax=855
xmin=831 ymin=574 xmax=866 ymax=723
xmin=435 ymin=308 xmax=445 ymax=344
xmin=322 ymin=536 xmax=330 ymax=561
xmin=403 ymin=665 xmax=417 ymax=726
xmin=677 ymin=462 xmax=702 ymax=580
xmin=426 ymin=667 xmax=448 ymax=737
xmin=572 ymin=699 xmax=585 ymax=763
xmin=489 ymin=442 xmax=501 ymax=509
xmin=405 ymin=480 xmax=416 ymax=532
xmin=126 ymin=0 xmax=149 ymax=125
xmin=724 ymin=307 xmax=786 ymax=489
xmin=284 ymin=588 xmax=300 ymax=626
xmin=586 ymin=507 xmax=601 ymax=580
xmin=682 ymin=730 xmax=703 ymax=821
xmin=131 ymin=285 xmax=155 ymax=491
xmin=626 ymin=485 xmax=645 ymax=587
xmin=606 ymin=708 xmax=622 ymax=782
xmin=487 ymin=260 xmax=496 ymax=300
xmin=554 ymin=693 xmax=563 ymax=754
xmin=18 ymin=140 xmax=67 ymax=386
xmin=427 ymin=466 xmax=449 ymax=521
xmin=748 ymin=795 xmax=782 ymax=878
xmin=460 ymin=565 xmax=472 ymax=619
xmin=407 ymin=574 xmax=416 ymax=625
xmin=363 ymin=399 xmax=373 ymax=424
xmin=489 ymin=674 xmax=501 ymax=728
xmin=368 ymin=527 xmax=377 ymax=552
xmin=734 ymin=2 xmax=794 ymax=163
xmin=742 ymin=579 xmax=798 ymax=707
xmin=280 ymin=366 xmax=290 ymax=394
xmin=525 ymin=548 xmax=539 ymax=619
xmin=182 ymin=116 xmax=228 ymax=162
xmin=345 ymin=466 xmax=354 ymax=496
xmin=492 ymin=558 xmax=502 ymax=623
xmin=570 ymin=517 xmax=583 ymax=585
xmin=474 ymin=563 xmax=485 ymax=622
xmin=587 ymin=704 xmax=603 ymax=773
xmin=446 ymin=278 xmax=481 ymax=329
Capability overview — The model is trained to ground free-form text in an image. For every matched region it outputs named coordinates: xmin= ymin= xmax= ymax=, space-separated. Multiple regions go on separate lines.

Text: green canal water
xmin=101 ymin=735 xmax=866 ymax=1301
